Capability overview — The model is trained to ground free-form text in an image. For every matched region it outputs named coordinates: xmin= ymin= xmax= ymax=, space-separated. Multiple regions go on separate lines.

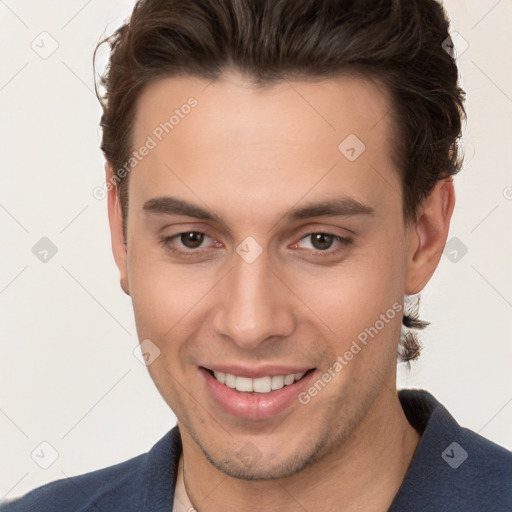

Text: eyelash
xmin=159 ymin=231 xmax=352 ymax=259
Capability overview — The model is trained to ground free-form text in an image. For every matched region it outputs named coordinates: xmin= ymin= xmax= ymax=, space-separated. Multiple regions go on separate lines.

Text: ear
xmin=106 ymin=164 xmax=130 ymax=296
xmin=405 ymin=177 xmax=455 ymax=295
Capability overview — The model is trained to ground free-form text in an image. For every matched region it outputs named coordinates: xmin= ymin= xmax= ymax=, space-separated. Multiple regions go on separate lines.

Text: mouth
xmin=199 ymin=366 xmax=317 ymax=420
xmin=203 ymin=367 xmax=314 ymax=393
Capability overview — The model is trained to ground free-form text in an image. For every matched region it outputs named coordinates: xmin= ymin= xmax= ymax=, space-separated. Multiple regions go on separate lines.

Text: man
xmin=3 ymin=0 xmax=511 ymax=511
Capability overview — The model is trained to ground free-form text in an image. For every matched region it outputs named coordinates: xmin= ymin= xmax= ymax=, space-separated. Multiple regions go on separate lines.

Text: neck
xmin=179 ymin=388 xmax=420 ymax=512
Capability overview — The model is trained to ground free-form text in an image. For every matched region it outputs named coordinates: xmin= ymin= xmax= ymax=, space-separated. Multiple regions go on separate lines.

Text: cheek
xmin=127 ymin=252 xmax=201 ymax=402
xmin=301 ymin=235 xmax=406 ymax=350
xmin=126 ymin=244 xmax=191 ymax=340
xmin=126 ymin=242 xmax=222 ymax=365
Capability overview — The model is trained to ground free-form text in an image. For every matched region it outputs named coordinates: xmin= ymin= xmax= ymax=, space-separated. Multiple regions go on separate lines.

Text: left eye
xmin=295 ymin=233 xmax=349 ymax=252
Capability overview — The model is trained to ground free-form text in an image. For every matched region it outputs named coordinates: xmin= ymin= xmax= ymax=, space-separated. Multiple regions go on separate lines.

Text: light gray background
xmin=1 ymin=0 xmax=511 ymax=500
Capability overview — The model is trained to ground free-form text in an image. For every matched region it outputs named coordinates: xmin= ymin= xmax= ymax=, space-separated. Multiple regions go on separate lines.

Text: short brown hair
xmin=95 ymin=0 xmax=466 ymax=362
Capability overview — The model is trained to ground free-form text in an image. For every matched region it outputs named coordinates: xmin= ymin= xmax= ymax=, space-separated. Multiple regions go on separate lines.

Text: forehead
xmin=133 ymin=71 xmax=393 ymax=148
xmin=129 ymin=72 xmax=400 ymax=223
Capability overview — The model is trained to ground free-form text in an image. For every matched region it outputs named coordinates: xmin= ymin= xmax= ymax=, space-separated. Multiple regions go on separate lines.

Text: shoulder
xmin=1 ymin=455 xmax=145 ymax=512
xmin=422 ymin=426 xmax=512 ymax=512
xmin=393 ymin=389 xmax=512 ymax=512
xmin=1 ymin=427 xmax=181 ymax=512
xmin=453 ymin=422 xmax=512 ymax=495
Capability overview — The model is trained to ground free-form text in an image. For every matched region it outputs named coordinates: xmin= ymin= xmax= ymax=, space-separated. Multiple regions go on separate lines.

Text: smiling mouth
xmin=203 ymin=368 xmax=315 ymax=393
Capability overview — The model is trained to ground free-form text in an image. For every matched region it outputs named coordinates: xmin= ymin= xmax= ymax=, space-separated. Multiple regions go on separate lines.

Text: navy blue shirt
xmin=3 ymin=389 xmax=511 ymax=511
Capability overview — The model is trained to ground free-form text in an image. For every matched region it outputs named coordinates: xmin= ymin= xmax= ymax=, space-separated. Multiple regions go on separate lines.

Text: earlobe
xmin=106 ymin=164 xmax=130 ymax=296
xmin=404 ymin=178 xmax=455 ymax=295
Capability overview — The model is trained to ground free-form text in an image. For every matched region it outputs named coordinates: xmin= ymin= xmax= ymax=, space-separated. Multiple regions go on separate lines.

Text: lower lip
xmin=200 ymin=367 xmax=316 ymax=420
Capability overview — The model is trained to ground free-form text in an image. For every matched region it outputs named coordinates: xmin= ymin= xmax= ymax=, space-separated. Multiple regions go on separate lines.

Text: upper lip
xmin=201 ymin=365 xmax=315 ymax=378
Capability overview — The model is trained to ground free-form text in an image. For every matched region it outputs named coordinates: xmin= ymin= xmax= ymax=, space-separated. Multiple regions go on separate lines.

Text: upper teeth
xmin=213 ymin=371 xmax=306 ymax=393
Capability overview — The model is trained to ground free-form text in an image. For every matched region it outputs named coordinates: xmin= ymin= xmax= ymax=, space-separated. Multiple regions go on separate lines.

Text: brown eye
xmin=159 ymin=231 xmax=220 ymax=259
xmin=309 ymin=233 xmax=335 ymax=251
xmin=179 ymin=232 xmax=205 ymax=249
xmin=294 ymin=232 xmax=352 ymax=256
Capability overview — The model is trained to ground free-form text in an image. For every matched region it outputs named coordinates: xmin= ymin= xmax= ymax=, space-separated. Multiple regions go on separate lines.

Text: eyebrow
xmin=143 ymin=196 xmax=375 ymax=223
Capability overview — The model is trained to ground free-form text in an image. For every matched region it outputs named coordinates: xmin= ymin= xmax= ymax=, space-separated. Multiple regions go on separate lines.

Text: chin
xmin=192 ymin=424 xmax=337 ymax=481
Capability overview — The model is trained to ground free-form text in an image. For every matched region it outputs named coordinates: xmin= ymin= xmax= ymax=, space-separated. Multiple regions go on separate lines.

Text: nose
xmin=212 ymin=248 xmax=295 ymax=350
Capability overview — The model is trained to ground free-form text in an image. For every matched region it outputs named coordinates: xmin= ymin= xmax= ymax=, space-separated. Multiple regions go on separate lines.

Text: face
xmin=110 ymin=72 xmax=427 ymax=479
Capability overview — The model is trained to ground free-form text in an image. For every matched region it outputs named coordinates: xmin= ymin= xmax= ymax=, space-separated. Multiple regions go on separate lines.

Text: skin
xmin=107 ymin=71 xmax=455 ymax=511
